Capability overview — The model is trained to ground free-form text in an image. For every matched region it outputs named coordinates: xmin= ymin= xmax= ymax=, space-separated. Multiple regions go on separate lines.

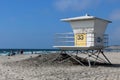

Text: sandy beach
xmin=0 ymin=52 xmax=120 ymax=80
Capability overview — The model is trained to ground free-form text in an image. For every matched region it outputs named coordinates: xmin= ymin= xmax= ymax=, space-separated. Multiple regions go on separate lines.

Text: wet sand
xmin=0 ymin=52 xmax=120 ymax=80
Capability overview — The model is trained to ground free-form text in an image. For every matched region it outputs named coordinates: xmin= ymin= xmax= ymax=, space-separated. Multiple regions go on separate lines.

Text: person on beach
xmin=20 ymin=50 xmax=24 ymax=54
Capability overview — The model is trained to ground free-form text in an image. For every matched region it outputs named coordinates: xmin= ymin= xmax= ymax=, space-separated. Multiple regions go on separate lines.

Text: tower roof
xmin=61 ymin=14 xmax=112 ymax=23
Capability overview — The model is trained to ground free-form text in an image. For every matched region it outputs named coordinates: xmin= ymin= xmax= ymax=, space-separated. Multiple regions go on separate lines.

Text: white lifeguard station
xmin=54 ymin=14 xmax=112 ymax=66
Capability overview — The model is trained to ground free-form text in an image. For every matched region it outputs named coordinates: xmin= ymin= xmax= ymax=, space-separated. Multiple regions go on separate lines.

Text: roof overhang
xmin=61 ymin=15 xmax=112 ymax=23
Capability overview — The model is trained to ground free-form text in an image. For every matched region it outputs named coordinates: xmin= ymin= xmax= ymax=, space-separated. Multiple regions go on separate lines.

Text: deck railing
xmin=54 ymin=32 xmax=108 ymax=47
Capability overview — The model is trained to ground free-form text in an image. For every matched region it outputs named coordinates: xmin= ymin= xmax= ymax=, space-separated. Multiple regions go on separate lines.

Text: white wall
xmin=94 ymin=19 xmax=108 ymax=34
xmin=69 ymin=19 xmax=109 ymax=48
xmin=87 ymin=33 xmax=94 ymax=47
xmin=94 ymin=19 xmax=109 ymax=47
xmin=70 ymin=20 xmax=94 ymax=34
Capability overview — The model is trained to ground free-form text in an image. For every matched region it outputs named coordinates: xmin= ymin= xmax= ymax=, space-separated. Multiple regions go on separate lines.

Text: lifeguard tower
xmin=54 ymin=14 xmax=112 ymax=66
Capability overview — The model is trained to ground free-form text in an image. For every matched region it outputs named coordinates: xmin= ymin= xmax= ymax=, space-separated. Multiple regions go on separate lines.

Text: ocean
xmin=0 ymin=48 xmax=119 ymax=56
xmin=0 ymin=49 xmax=59 ymax=56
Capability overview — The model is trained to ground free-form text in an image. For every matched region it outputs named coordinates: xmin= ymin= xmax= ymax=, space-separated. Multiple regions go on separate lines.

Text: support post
xmin=88 ymin=53 xmax=91 ymax=67
xmin=100 ymin=50 xmax=112 ymax=64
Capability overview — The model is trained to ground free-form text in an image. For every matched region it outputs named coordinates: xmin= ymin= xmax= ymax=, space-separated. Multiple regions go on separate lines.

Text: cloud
xmin=54 ymin=0 xmax=120 ymax=12
xmin=109 ymin=10 xmax=120 ymax=21
xmin=54 ymin=0 xmax=101 ymax=11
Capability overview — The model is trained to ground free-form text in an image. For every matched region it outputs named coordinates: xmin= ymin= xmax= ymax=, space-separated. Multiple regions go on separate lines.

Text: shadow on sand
xmin=94 ymin=63 xmax=120 ymax=68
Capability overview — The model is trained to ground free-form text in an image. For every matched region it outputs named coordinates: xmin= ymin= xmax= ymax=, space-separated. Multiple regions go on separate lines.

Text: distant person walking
xmin=20 ymin=50 xmax=24 ymax=54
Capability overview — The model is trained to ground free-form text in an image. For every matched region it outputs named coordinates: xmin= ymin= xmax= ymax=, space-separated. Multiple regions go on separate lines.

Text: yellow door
xmin=75 ymin=33 xmax=87 ymax=47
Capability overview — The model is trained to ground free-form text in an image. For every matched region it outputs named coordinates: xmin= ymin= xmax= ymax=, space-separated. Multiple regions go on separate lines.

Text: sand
xmin=0 ymin=52 xmax=120 ymax=80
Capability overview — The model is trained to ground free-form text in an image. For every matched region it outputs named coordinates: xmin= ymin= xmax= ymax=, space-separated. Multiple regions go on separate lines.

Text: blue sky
xmin=0 ymin=0 xmax=120 ymax=48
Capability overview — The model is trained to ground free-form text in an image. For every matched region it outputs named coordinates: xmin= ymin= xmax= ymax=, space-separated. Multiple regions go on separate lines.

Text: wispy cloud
xmin=54 ymin=0 xmax=120 ymax=12
xmin=109 ymin=9 xmax=120 ymax=20
xmin=54 ymin=0 xmax=100 ymax=11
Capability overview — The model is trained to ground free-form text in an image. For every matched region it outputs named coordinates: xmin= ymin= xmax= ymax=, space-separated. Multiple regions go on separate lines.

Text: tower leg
xmin=100 ymin=50 xmax=112 ymax=64
xmin=83 ymin=49 xmax=112 ymax=66
xmin=93 ymin=50 xmax=100 ymax=65
xmin=88 ymin=53 xmax=91 ymax=67
xmin=52 ymin=49 xmax=112 ymax=67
